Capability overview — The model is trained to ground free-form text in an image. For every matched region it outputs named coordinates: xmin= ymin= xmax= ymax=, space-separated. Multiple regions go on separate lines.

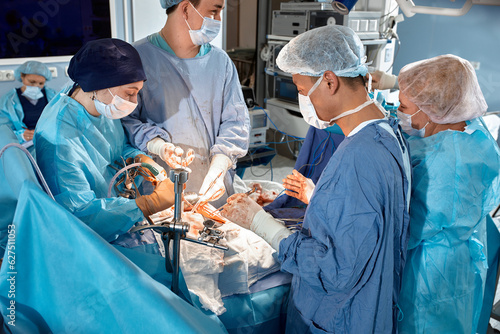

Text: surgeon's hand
xmin=147 ymin=137 xmax=195 ymax=170
xmin=366 ymin=70 xmax=398 ymax=90
xmin=22 ymin=129 xmax=34 ymax=142
xmin=135 ymin=154 xmax=168 ymax=182
xmin=221 ymin=193 xmax=264 ymax=229
xmin=199 ymin=154 xmax=232 ymax=202
xmin=283 ymin=170 xmax=315 ymax=205
xmin=135 ymin=179 xmax=175 ymax=217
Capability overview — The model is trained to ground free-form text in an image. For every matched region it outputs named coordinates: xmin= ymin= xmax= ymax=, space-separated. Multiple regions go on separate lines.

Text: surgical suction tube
xmin=0 ymin=143 xmax=55 ymax=200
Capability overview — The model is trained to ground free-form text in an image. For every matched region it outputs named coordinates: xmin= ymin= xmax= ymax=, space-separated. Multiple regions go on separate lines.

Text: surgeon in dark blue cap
xmin=34 ymin=39 xmax=180 ymax=269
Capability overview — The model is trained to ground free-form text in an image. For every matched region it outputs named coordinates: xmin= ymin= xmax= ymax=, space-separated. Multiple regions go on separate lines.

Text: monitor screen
xmin=0 ymin=0 xmax=113 ymax=60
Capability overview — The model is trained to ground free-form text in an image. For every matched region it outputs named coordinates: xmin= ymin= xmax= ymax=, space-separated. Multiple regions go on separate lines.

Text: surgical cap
xmin=276 ymin=25 xmax=368 ymax=78
xmin=68 ymin=38 xmax=146 ymax=92
xmin=399 ymin=54 xmax=487 ymax=124
xmin=160 ymin=0 xmax=182 ymax=9
xmin=14 ymin=61 xmax=52 ymax=82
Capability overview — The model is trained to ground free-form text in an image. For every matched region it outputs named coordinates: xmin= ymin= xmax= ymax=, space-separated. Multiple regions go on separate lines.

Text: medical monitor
xmin=0 ymin=0 xmax=117 ymax=65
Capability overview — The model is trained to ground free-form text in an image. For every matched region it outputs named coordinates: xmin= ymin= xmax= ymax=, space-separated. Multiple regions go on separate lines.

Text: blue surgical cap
xmin=160 ymin=0 xmax=182 ymax=9
xmin=68 ymin=38 xmax=146 ymax=92
xmin=14 ymin=61 xmax=52 ymax=82
xmin=276 ymin=25 xmax=368 ymax=78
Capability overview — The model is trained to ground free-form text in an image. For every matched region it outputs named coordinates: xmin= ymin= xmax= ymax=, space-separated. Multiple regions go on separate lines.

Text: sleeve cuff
xmin=251 ymin=210 xmax=292 ymax=251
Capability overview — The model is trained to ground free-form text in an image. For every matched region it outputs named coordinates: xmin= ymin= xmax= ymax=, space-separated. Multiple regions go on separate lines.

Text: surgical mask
xmin=93 ymin=89 xmax=138 ymax=119
xmin=22 ymin=86 xmax=43 ymax=100
xmin=298 ymin=76 xmax=330 ymax=129
xmin=298 ymin=76 xmax=375 ymax=130
xmin=185 ymin=1 xmax=221 ymax=45
xmin=397 ymin=109 xmax=429 ymax=137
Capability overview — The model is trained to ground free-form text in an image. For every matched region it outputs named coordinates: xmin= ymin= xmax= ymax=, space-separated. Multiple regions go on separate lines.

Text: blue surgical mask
xmin=22 ymin=86 xmax=43 ymax=101
xmin=397 ymin=109 xmax=429 ymax=137
xmin=185 ymin=1 xmax=221 ymax=45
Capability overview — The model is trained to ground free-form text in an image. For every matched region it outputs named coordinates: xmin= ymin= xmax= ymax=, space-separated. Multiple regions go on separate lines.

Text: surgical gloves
xmin=222 ymin=193 xmax=292 ymax=250
xmin=369 ymin=70 xmax=398 ymax=90
xmin=199 ymin=154 xmax=232 ymax=202
xmin=221 ymin=193 xmax=263 ymax=229
xmin=135 ymin=179 xmax=175 ymax=217
xmin=147 ymin=137 xmax=195 ymax=170
xmin=283 ymin=170 xmax=315 ymax=204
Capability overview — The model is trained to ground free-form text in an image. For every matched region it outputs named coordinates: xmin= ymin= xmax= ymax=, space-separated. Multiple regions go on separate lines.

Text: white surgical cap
xmin=399 ymin=54 xmax=487 ymax=124
xmin=276 ymin=25 xmax=368 ymax=78
xmin=14 ymin=61 xmax=52 ymax=82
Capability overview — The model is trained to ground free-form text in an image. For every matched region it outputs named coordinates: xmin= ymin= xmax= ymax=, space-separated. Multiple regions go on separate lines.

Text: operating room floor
xmin=241 ymin=154 xmax=295 ymax=183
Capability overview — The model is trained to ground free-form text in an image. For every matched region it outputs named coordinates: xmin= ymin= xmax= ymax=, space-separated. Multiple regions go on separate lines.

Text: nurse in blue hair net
xmin=0 ymin=61 xmax=56 ymax=149
xmin=35 ymin=39 xmax=186 ymax=261
xmin=221 ymin=25 xmax=412 ymax=334
xmin=393 ymin=55 xmax=500 ymax=334
xmin=121 ymin=0 xmax=249 ymax=208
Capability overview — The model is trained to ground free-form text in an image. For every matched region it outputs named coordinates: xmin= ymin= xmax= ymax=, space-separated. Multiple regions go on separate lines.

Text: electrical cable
xmin=253 ymin=106 xmax=305 ymax=140
xmin=387 ymin=36 xmax=401 ymax=72
xmin=0 ymin=143 xmax=55 ymax=200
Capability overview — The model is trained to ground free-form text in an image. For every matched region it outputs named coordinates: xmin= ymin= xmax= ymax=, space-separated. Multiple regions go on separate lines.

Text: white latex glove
xmin=251 ymin=210 xmax=292 ymax=251
xmin=368 ymin=70 xmax=398 ymax=90
xmin=283 ymin=170 xmax=315 ymax=205
xmin=221 ymin=193 xmax=264 ymax=229
xmin=199 ymin=154 xmax=232 ymax=202
xmin=147 ymin=137 xmax=195 ymax=170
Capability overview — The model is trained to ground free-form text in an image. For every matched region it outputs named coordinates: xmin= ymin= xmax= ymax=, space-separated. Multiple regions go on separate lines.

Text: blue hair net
xmin=276 ymin=25 xmax=368 ymax=78
xmin=160 ymin=0 xmax=182 ymax=9
xmin=68 ymin=38 xmax=146 ymax=92
xmin=14 ymin=61 xmax=52 ymax=82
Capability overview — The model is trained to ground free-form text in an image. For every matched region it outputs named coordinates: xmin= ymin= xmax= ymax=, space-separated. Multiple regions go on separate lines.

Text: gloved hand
xmin=221 ymin=193 xmax=264 ymax=229
xmin=366 ymin=70 xmax=398 ymax=90
xmin=283 ymin=170 xmax=315 ymax=205
xmin=199 ymin=154 xmax=232 ymax=202
xmin=135 ymin=154 xmax=168 ymax=182
xmin=135 ymin=179 xmax=175 ymax=217
xmin=147 ymin=137 xmax=195 ymax=170
xmin=222 ymin=193 xmax=292 ymax=250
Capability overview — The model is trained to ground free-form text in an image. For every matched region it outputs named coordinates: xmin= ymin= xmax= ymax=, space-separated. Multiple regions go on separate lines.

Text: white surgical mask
xmin=185 ymin=1 xmax=221 ymax=45
xmin=298 ymin=76 xmax=375 ymax=129
xmin=22 ymin=86 xmax=43 ymax=101
xmin=298 ymin=76 xmax=330 ymax=129
xmin=93 ymin=89 xmax=137 ymax=119
xmin=397 ymin=109 xmax=429 ymax=137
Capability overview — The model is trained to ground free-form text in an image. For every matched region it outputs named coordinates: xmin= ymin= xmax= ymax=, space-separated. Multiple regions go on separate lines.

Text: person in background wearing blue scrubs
xmin=0 ymin=61 xmax=56 ymax=150
xmin=122 ymin=0 xmax=250 ymax=209
xmin=387 ymin=55 xmax=500 ymax=334
xmin=221 ymin=25 xmax=412 ymax=334
xmin=35 ymin=39 xmax=180 ymax=262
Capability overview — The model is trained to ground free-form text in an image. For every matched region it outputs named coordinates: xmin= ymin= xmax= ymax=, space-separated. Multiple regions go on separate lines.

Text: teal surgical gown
xmin=34 ymin=88 xmax=149 ymax=245
xmin=399 ymin=117 xmax=500 ymax=333
xmin=0 ymin=87 xmax=56 ymax=146
xmin=122 ymin=38 xmax=250 ymax=208
xmin=279 ymin=118 xmax=412 ymax=333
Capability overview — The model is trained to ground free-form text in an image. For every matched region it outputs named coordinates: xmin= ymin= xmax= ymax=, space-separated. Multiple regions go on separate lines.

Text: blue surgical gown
xmin=122 ymin=38 xmax=250 ymax=208
xmin=34 ymin=88 xmax=149 ymax=244
xmin=399 ymin=118 xmax=500 ymax=334
xmin=279 ymin=119 xmax=411 ymax=333
xmin=0 ymin=87 xmax=56 ymax=146
xmin=265 ymin=125 xmax=344 ymax=219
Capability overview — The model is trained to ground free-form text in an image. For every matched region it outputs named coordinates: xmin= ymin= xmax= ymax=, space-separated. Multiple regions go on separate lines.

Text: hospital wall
xmin=393 ymin=1 xmax=500 ymax=112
